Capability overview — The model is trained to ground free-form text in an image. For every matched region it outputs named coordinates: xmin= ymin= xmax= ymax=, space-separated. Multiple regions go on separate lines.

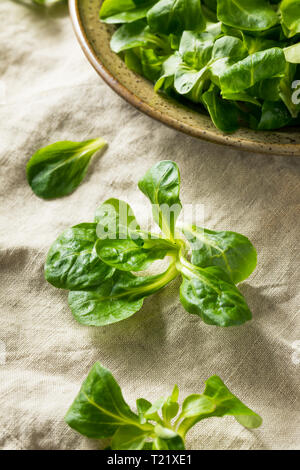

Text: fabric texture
xmin=0 ymin=1 xmax=299 ymax=450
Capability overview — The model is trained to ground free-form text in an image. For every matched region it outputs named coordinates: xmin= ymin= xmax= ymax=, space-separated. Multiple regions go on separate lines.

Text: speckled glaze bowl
xmin=69 ymin=0 xmax=300 ymax=156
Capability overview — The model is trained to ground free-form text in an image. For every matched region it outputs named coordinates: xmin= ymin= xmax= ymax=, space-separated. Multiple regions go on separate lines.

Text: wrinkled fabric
xmin=0 ymin=1 xmax=299 ymax=450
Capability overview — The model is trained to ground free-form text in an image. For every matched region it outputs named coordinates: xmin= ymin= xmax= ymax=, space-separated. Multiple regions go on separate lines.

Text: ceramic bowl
xmin=69 ymin=0 xmax=300 ymax=156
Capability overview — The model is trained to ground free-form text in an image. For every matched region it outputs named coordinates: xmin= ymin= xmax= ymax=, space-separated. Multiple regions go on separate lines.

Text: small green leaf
xmin=258 ymin=101 xmax=292 ymax=130
xmin=99 ymin=0 xmax=157 ymax=24
xmin=147 ymin=0 xmax=205 ymax=35
xmin=162 ymin=384 xmax=180 ymax=423
xmin=138 ymin=160 xmax=182 ymax=239
xmin=68 ymin=263 xmax=178 ymax=326
xmin=65 ymin=362 xmax=142 ymax=439
xmin=111 ymin=425 xmax=150 ymax=450
xmin=280 ymin=0 xmax=300 ymax=38
xmin=181 ymin=225 xmax=257 ymax=284
xmin=217 ymin=0 xmax=279 ymax=32
xmin=27 ymin=138 xmax=107 ymax=199
xmin=136 ymin=398 xmax=152 ymax=423
xmin=95 ymin=237 xmax=173 ymax=272
xmin=144 ymin=397 xmax=165 ymax=421
xmin=110 ymin=21 xmax=168 ymax=53
xmin=178 ymin=375 xmax=262 ymax=436
xmin=154 ymin=425 xmax=185 ymax=449
xmin=45 ymin=223 xmax=114 ymax=290
xmin=181 ymin=394 xmax=215 ymax=418
xmin=219 ymin=48 xmax=286 ymax=94
xmin=179 ymin=260 xmax=252 ymax=327
xmin=284 ymin=42 xmax=300 ymax=64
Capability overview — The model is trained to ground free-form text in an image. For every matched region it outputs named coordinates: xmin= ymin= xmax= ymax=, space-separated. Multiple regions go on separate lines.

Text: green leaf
xmin=178 ymin=259 xmax=252 ymax=327
xmin=181 ymin=225 xmax=257 ymax=283
xmin=147 ymin=0 xmax=205 ymax=35
xmin=202 ymin=86 xmax=240 ymax=133
xmin=140 ymin=48 xmax=168 ymax=82
xmin=162 ymin=385 xmax=180 ymax=424
xmin=219 ymin=48 xmax=286 ymax=94
xmin=284 ymin=42 xmax=300 ymax=64
xmin=280 ymin=0 xmax=300 ymax=38
xmin=138 ymin=160 xmax=182 ymax=239
xmin=68 ymin=263 xmax=178 ymax=326
xmin=154 ymin=53 xmax=182 ymax=91
xmin=136 ymin=398 xmax=152 ymax=423
xmin=258 ymin=101 xmax=292 ymax=130
xmin=95 ymin=237 xmax=174 ymax=272
xmin=181 ymin=394 xmax=216 ymax=417
xmin=110 ymin=20 xmax=168 ymax=53
xmin=99 ymin=0 xmax=157 ymax=24
xmin=153 ymin=425 xmax=185 ymax=449
xmin=111 ymin=425 xmax=149 ymax=450
xmin=174 ymin=64 xmax=208 ymax=96
xmin=279 ymin=63 xmax=299 ymax=118
xmin=144 ymin=397 xmax=165 ymax=421
xmin=26 ymin=138 xmax=107 ymax=199
xmin=178 ymin=375 xmax=262 ymax=436
xmin=45 ymin=223 xmax=114 ymax=290
xmin=65 ymin=362 xmax=143 ymax=438
xmin=179 ymin=30 xmax=216 ymax=70
xmin=217 ymin=0 xmax=279 ymax=32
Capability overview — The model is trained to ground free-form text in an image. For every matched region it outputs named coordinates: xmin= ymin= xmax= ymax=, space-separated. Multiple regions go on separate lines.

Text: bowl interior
xmin=70 ymin=0 xmax=300 ymax=156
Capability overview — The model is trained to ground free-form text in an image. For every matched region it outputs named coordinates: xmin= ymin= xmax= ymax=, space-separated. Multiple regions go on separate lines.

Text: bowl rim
xmin=69 ymin=0 xmax=300 ymax=157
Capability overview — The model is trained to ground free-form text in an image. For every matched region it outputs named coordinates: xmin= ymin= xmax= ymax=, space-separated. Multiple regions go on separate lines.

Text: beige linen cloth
xmin=0 ymin=1 xmax=299 ymax=450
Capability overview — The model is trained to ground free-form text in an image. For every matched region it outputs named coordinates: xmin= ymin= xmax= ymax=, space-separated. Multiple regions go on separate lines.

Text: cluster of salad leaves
xmin=45 ymin=160 xmax=257 ymax=328
xmin=99 ymin=0 xmax=300 ymax=133
xmin=65 ymin=362 xmax=262 ymax=450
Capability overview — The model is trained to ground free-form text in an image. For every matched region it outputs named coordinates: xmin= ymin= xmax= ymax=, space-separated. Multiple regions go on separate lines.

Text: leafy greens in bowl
xmin=99 ymin=0 xmax=300 ymax=134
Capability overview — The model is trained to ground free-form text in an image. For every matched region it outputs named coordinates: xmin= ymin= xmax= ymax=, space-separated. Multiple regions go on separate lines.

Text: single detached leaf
xmin=138 ymin=160 xmax=182 ymax=239
xmin=217 ymin=0 xmax=279 ymax=32
xmin=181 ymin=225 xmax=257 ymax=283
xmin=65 ymin=362 xmax=142 ymax=439
xmin=68 ymin=263 xmax=178 ymax=326
xmin=147 ymin=0 xmax=205 ymax=35
xmin=99 ymin=0 xmax=157 ymax=24
xmin=178 ymin=375 xmax=262 ymax=436
xmin=45 ymin=223 xmax=114 ymax=290
xmin=95 ymin=237 xmax=173 ymax=272
xmin=27 ymin=138 xmax=107 ymax=199
xmin=179 ymin=262 xmax=252 ymax=327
